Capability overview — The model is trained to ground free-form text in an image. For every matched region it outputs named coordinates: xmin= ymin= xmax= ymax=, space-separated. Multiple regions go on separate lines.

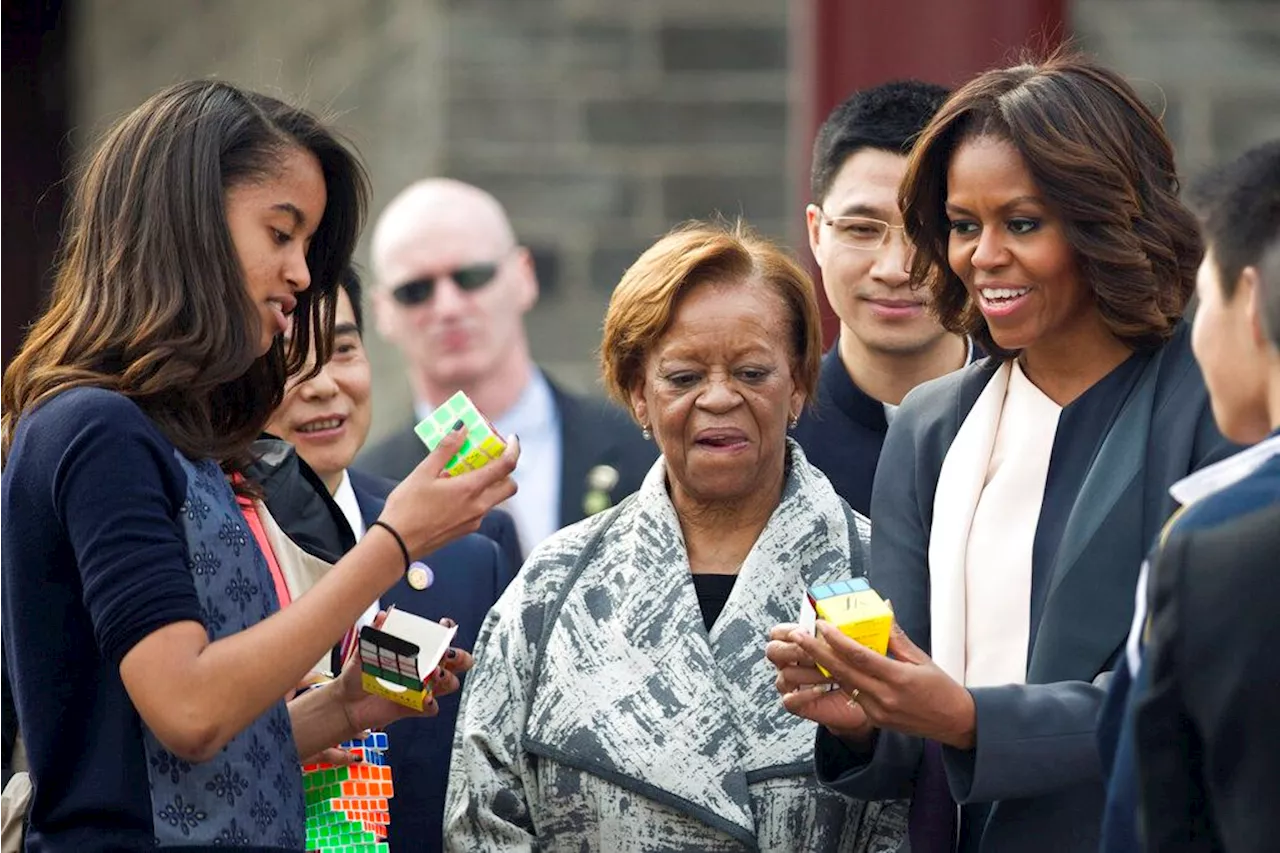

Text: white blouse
xmin=962 ymin=360 xmax=1062 ymax=688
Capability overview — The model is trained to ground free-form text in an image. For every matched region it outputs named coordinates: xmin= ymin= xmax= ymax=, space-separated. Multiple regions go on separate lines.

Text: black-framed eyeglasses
xmin=390 ymin=256 xmax=510 ymax=306
xmin=819 ymin=210 xmax=909 ymax=251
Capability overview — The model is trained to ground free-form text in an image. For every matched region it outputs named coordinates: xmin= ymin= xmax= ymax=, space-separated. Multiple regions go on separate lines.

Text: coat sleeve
xmin=444 ymin=575 xmax=539 ymax=851
xmin=940 ymin=681 xmax=1106 ymax=803
xmin=1129 ymin=533 xmax=1213 ymax=850
xmin=816 ymin=380 xmax=941 ymax=800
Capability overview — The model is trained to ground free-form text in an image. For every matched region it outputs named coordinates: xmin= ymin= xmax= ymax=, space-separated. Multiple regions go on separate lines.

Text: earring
xmin=789 ymin=415 xmax=799 ymax=430
xmin=641 ymin=425 xmax=652 ymax=441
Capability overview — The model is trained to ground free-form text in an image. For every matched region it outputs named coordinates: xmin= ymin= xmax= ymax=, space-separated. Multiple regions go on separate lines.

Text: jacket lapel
xmin=927 ymin=362 xmax=1011 ymax=683
xmin=523 ymin=444 xmax=866 ymax=842
xmin=353 ymin=482 xmax=385 ymax=529
xmin=552 ymin=384 xmax=596 ymax=528
xmin=1029 ymin=351 xmax=1163 ymax=683
xmin=709 ymin=452 xmax=870 ymax=778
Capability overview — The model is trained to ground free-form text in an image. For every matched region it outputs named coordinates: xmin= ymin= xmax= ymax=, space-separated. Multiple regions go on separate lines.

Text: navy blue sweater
xmin=3 ymin=389 xmax=301 ymax=851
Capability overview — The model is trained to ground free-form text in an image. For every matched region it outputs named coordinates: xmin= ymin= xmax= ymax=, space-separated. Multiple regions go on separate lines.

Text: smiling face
xmin=629 ymin=279 xmax=804 ymax=510
xmin=265 ymin=286 xmax=372 ymax=491
xmin=224 ymin=146 xmax=327 ymax=356
xmin=808 ymin=148 xmax=952 ymax=355
xmin=944 ymin=135 xmax=1092 ymax=355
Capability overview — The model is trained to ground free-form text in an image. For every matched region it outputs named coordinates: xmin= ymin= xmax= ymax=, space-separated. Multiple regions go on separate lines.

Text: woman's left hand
xmin=789 ymin=620 xmax=977 ymax=750
xmin=334 ymin=614 xmax=475 ymax=736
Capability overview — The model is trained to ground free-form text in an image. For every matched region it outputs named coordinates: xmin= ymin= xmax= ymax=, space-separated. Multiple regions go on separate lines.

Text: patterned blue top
xmin=2 ymin=389 xmax=305 ymax=851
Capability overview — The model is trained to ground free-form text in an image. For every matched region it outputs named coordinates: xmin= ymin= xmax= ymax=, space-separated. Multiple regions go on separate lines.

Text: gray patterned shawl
xmin=445 ymin=440 xmax=907 ymax=852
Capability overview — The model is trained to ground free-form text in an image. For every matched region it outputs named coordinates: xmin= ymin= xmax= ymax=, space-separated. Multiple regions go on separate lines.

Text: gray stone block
xmin=446 ymin=169 xmax=641 ymax=221
xmin=662 ymin=173 xmax=787 ymax=224
xmin=589 ymin=244 xmax=652 ymax=293
xmin=585 ymin=99 xmax=787 ymax=146
xmin=659 ymin=24 xmax=786 ymax=72
xmin=1211 ymin=92 xmax=1280 ymax=160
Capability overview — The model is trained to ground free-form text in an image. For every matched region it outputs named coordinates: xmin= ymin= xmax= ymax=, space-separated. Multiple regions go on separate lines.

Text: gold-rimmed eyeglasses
xmin=819 ymin=211 xmax=909 ymax=251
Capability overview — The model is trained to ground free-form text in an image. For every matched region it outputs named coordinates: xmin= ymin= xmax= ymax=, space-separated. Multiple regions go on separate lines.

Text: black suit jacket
xmin=355 ymin=377 xmax=656 ymax=555
xmin=348 ymin=469 xmax=515 ymax=853
xmin=348 ymin=468 xmax=522 ymax=574
xmin=1136 ymin=502 xmax=1280 ymax=853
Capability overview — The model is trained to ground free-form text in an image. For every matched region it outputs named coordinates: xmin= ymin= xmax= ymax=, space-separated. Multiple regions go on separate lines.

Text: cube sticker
xmin=414 ymin=390 xmax=507 ymax=476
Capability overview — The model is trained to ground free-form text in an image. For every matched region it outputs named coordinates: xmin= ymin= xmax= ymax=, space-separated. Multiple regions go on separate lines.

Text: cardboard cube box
xmin=414 ymin=390 xmax=506 ymax=476
xmin=799 ymin=577 xmax=893 ymax=676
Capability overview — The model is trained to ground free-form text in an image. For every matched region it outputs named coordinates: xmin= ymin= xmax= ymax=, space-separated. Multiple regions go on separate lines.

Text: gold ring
xmin=846 ymin=688 xmax=860 ymax=708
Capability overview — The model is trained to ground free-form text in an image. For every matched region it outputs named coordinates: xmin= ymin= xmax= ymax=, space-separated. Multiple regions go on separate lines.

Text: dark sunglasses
xmin=390 ymin=261 xmax=502 ymax=306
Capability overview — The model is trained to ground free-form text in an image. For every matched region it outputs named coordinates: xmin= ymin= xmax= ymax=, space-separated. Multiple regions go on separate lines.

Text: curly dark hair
xmin=900 ymin=51 xmax=1201 ymax=359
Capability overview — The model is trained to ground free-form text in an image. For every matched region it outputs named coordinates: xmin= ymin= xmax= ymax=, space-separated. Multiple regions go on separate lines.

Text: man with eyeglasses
xmin=793 ymin=81 xmax=973 ymax=517
xmin=359 ymin=179 xmax=655 ymax=560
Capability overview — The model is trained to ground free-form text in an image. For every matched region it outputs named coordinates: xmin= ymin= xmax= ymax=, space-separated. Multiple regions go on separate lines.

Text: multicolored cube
xmin=414 ymin=390 xmax=506 ymax=476
xmin=799 ymin=577 xmax=893 ymax=675
xmin=357 ymin=610 xmax=458 ymax=712
xmin=303 ymin=732 xmax=392 ymax=852
xmin=358 ymin=627 xmax=428 ymax=711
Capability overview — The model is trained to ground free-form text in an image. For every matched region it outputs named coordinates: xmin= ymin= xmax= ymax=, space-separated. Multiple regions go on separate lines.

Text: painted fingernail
xmin=441 ymin=617 xmax=456 ymax=628
xmin=452 ymin=419 xmax=465 ymax=431
xmin=445 ymin=649 xmax=457 ymax=659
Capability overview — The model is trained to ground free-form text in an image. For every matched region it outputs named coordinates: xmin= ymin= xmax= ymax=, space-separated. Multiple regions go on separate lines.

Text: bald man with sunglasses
xmin=361 ymin=179 xmax=655 ymax=560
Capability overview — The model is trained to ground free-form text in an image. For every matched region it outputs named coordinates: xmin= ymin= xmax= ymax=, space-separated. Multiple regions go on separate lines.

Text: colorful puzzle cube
xmin=303 ymin=732 xmax=393 ymax=852
xmin=414 ymin=390 xmax=507 ymax=476
xmin=358 ymin=610 xmax=458 ymax=712
xmin=799 ymin=577 xmax=893 ymax=676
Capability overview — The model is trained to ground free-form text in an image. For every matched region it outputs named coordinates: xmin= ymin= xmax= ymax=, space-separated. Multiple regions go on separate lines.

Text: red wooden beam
xmin=792 ymin=0 xmax=1068 ymax=345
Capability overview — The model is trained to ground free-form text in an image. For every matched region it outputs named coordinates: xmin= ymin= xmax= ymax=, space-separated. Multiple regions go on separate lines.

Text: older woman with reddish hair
xmin=444 ymin=221 xmax=906 ymax=852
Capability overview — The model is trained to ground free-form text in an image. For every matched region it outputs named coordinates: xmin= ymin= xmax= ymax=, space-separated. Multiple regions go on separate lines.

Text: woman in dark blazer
xmin=768 ymin=53 xmax=1235 ymax=852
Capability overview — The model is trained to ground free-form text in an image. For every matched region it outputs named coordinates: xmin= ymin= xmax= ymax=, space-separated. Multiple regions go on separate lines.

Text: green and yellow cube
xmin=414 ymin=391 xmax=506 ymax=476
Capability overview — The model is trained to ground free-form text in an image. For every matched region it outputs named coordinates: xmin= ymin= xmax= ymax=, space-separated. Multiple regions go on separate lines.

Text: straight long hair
xmin=2 ymin=80 xmax=369 ymax=464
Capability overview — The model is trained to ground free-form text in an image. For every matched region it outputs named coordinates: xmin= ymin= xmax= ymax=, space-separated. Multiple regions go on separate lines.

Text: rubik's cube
xmin=799 ymin=577 xmax=893 ymax=676
xmin=303 ymin=732 xmax=393 ymax=853
xmin=358 ymin=626 xmax=430 ymax=712
xmin=414 ymin=390 xmax=506 ymax=476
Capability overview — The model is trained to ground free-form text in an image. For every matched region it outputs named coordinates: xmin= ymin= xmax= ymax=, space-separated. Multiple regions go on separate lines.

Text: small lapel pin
xmin=587 ymin=464 xmax=619 ymax=493
xmin=583 ymin=465 xmax=620 ymax=516
xmin=406 ymin=561 xmax=434 ymax=591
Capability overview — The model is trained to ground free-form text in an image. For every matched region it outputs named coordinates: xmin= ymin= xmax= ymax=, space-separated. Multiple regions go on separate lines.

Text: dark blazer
xmin=1136 ymin=501 xmax=1280 ymax=853
xmin=1098 ymin=448 xmax=1277 ymax=853
xmin=348 ymin=468 xmax=515 ymax=853
xmin=355 ymin=377 xmax=656 ymax=555
xmin=815 ymin=324 xmax=1231 ymax=852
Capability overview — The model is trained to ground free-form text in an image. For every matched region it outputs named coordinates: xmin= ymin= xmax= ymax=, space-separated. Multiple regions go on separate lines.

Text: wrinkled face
xmin=1192 ymin=248 xmax=1270 ymax=443
xmin=373 ymin=212 xmax=536 ymax=388
xmin=225 ymin=147 xmax=327 ymax=356
xmin=265 ymin=287 xmax=372 ymax=486
xmin=945 ymin=136 xmax=1089 ymax=354
xmin=808 ymin=148 xmax=951 ymax=354
xmin=629 ymin=280 xmax=805 ymax=508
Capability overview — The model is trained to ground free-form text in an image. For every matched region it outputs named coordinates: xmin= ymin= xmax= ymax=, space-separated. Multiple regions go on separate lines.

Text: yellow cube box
xmin=799 ymin=577 xmax=892 ymax=676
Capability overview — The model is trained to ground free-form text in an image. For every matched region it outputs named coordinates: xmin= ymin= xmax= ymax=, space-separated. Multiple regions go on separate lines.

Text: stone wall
xmin=69 ymin=0 xmax=1278 ymax=444
xmin=1073 ymin=0 xmax=1280 ymax=179
xmin=71 ymin=0 xmax=792 ymax=443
